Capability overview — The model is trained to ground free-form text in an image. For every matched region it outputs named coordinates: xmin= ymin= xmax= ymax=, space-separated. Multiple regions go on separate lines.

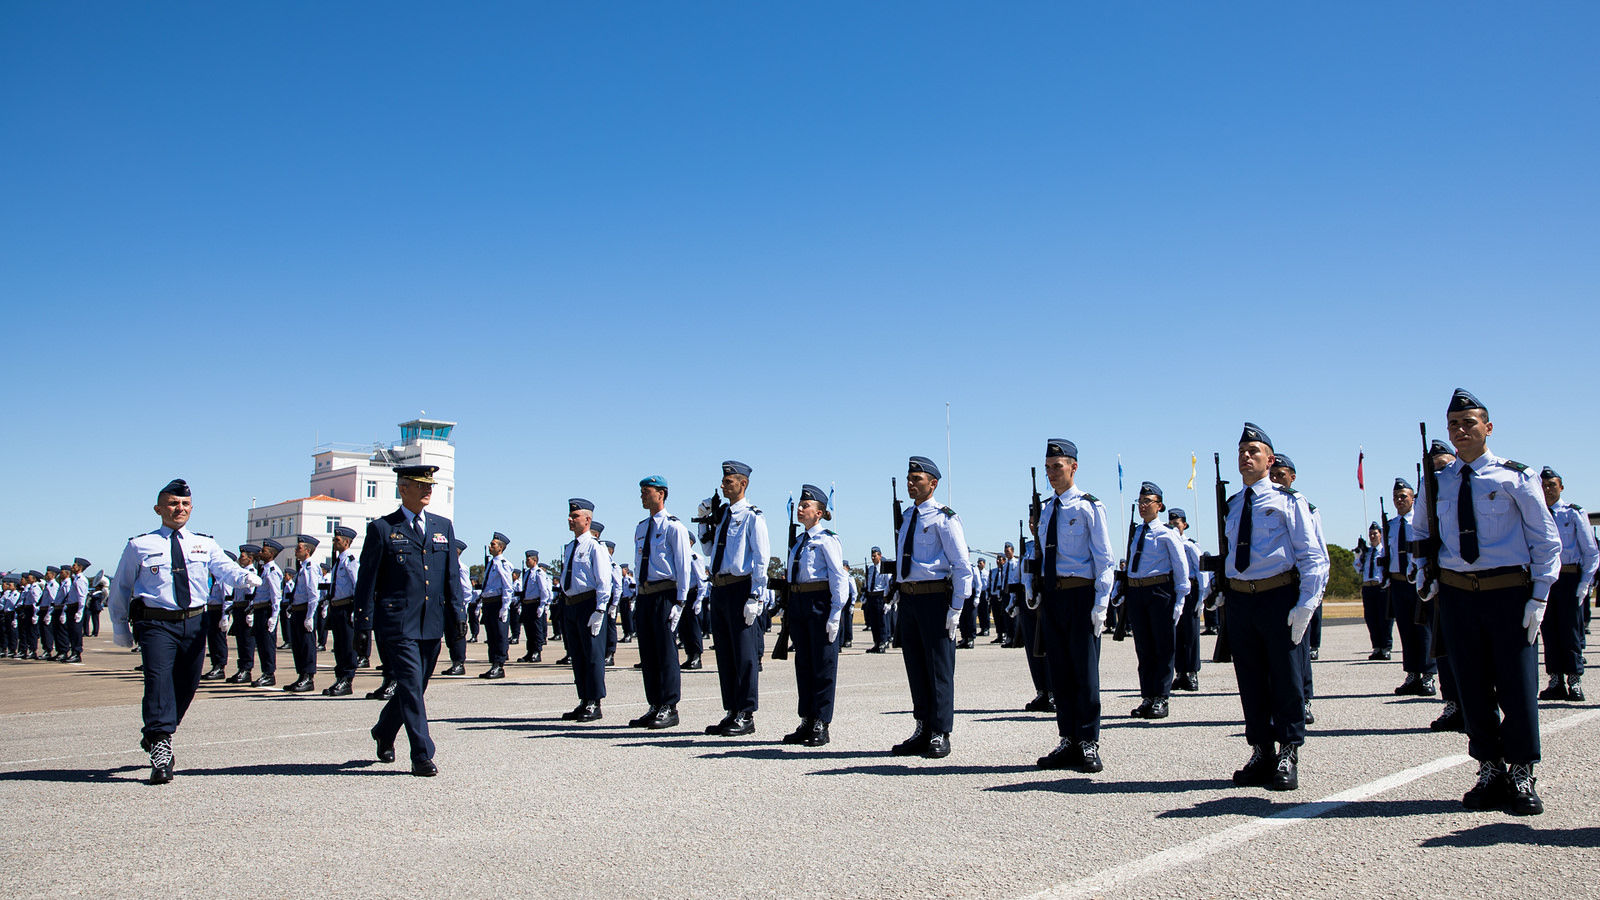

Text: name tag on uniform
xmin=433 ymin=533 xmax=447 ymax=544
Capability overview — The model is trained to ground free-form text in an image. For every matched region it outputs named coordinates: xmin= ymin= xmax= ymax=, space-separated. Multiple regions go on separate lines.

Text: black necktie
xmin=1130 ymin=523 xmax=1149 ymax=574
xmin=1234 ymin=488 xmax=1254 ymax=572
xmin=712 ymin=507 xmax=731 ymax=573
xmin=1459 ymin=466 xmax=1479 ymax=563
xmin=641 ymin=519 xmax=656 ymax=581
xmin=564 ymin=542 xmax=576 ymax=591
xmin=170 ymin=530 xmax=192 ymax=608
xmin=1043 ymin=501 xmax=1058 ymax=578
xmin=791 ymin=532 xmax=811 ymax=582
xmin=899 ymin=508 xmax=919 ymax=577
xmin=1398 ymin=517 xmax=1410 ymax=571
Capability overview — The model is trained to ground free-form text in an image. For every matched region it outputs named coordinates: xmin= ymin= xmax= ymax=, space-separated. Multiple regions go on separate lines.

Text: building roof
xmin=272 ymin=495 xmax=347 ymax=504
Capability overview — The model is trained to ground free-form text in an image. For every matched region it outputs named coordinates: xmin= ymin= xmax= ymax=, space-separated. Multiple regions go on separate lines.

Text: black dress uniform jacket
xmin=354 ymin=510 xmax=466 ymax=640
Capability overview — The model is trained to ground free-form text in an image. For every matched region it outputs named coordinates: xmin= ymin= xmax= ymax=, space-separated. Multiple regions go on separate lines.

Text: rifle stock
xmin=1209 ymin=453 xmax=1233 ymax=664
xmin=1113 ymin=503 xmax=1135 ymax=642
xmin=771 ymin=495 xmax=799 ymax=660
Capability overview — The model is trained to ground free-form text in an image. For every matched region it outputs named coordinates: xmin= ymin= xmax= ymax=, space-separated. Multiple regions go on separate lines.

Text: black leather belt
xmin=329 ymin=597 xmax=354 ymax=608
xmin=1126 ymin=574 xmax=1173 ymax=588
xmin=638 ymin=579 xmax=676 ymax=596
xmin=1560 ymin=563 xmax=1581 ymax=575
xmin=711 ymin=573 xmax=751 ymax=587
xmin=133 ymin=605 xmax=207 ymax=622
xmin=563 ymin=590 xmax=597 ymax=607
xmin=899 ymin=580 xmax=951 ymax=595
xmin=789 ymin=581 xmax=829 ymax=595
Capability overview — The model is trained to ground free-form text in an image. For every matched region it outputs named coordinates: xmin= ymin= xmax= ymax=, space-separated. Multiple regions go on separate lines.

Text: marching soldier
xmin=283 ymin=535 xmax=322 ymax=693
xmin=1386 ymin=477 xmax=1437 ymax=697
xmin=353 ymin=464 xmax=467 ymax=776
xmin=1537 ymin=467 xmax=1596 ymax=702
xmin=1414 ymin=389 xmax=1561 ymax=814
xmin=1168 ymin=508 xmax=1206 ymax=692
xmin=1029 ymin=440 xmax=1113 ymax=772
xmin=781 ymin=484 xmax=849 ymax=747
xmin=1220 ymin=424 xmax=1328 ymax=792
xmin=1118 ymin=483 xmax=1190 ymax=719
xmin=478 ymin=532 xmax=515 ymax=680
xmin=696 ymin=460 xmax=771 ymax=737
xmin=110 ymin=478 xmax=261 ymax=783
xmin=323 ymin=525 xmax=361 ymax=696
xmin=558 ymin=499 xmax=613 ymax=721
xmin=889 ymin=456 xmax=974 ymax=760
xmin=1356 ymin=524 xmax=1392 ymax=660
xmin=632 ymin=475 xmax=694 ymax=729
xmin=251 ymin=539 xmax=285 ymax=687
xmin=226 ymin=545 xmax=259 ymax=683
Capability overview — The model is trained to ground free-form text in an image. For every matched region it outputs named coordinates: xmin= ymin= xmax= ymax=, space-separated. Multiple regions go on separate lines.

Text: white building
xmin=244 ymin=418 xmax=457 ymax=569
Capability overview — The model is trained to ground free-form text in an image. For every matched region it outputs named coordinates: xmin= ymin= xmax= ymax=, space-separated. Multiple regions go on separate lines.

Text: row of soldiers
xmin=0 ymin=561 xmax=105 ymax=661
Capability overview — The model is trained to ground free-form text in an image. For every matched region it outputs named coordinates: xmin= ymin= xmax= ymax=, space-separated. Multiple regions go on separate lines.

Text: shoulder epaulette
xmin=940 ymin=506 xmax=956 ymax=517
xmin=1082 ymin=494 xmax=1099 ymax=504
xmin=1227 ymin=491 xmax=1241 ymax=504
xmin=1570 ymin=503 xmax=1584 ymax=512
xmin=1500 ymin=459 xmax=1529 ymax=473
xmin=750 ymin=506 xmax=762 ymax=515
xmin=1277 ymin=485 xmax=1298 ymax=495
xmin=1306 ymin=501 xmax=1318 ymax=513
xmin=822 ymin=529 xmax=836 ymax=537
xmin=667 ymin=515 xmax=680 ymax=522
xmin=194 ymin=532 xmax=213 ymax=538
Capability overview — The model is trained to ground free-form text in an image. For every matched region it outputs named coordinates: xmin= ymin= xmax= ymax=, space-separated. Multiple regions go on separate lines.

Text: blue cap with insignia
xmin=568 ymin=498 xmax=594 ymax=513
xmin=1429 ymin=440 xmax=1452 ymax=457
xmin=908 ymin=456 xmax=941 ymax=479
xmin=492 ymin=532 xmax=510 ymax=545
xmin=1239 ymin=423 xmax=1273 ymax=449
xmin=334 ymin=526 xmax=358 ymax=539
xmin=1004 ymin=541 xmax=1014 ymax=549
xmin=1045 ymin=438 xmax=1078 ymax=460
xmin=1140 ymin=481 xmax=1163 ymax=498
xmin=1447 ymin=388 xmax=1487 ymax=414
xmin=1271 ymin=454 xmax=1295 ymax=473
xmin=46 ymin=566 xmax=59 ymax=574
xmin=240 ymin=543 xmax=261 ymax=555
xmin=395 ymin=465 xmax=439 ymax=484
xmin=1168 ymin=508 xmax=1187 ymax=521
xmin=297 ymin=534 xmax=319 ymax=549
xmin=871 ymin=546 xmax=881 ymax=553
xmin=800 ymin=484 xmax=829 ymax=506
xmin=74 ymin=557 xmax=90 ymax=569
xmin=1369 ymin=521 xmax=1382 ymax=531
xmin=1394 ymin=478 xmax=1413 ymax=492
xmin=224 ymin=550 xmax=238 ymax=562
xmin=452 ymin=539 xmax=467 ymax=551
xmin=1541 ymin=466 xmax=1561 ymax=481
xmin=158 ymin=478 xmax=191 ymax=498
xmin=261 ymin=539 xmax=284 ymax=553
xmin=590 ymin=522 xmax=605 ymax=536
xmin=722 ymin=460 xmax=753 ymax=477
xmin=603 ymin=540 xmax=616 ymax=552
xmin=639 ymin=475 xmax=669 ymax=489
xmin=524 ymin=549 xmax=539 ymax=559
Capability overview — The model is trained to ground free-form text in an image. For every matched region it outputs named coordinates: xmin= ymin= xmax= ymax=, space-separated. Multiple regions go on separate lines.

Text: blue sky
xmin=4 ymin=2 xmax=1597 ymax=571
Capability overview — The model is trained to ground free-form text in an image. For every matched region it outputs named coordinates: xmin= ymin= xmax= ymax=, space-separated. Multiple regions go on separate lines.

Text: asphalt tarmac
xmin=2 ymin=617 xmax=1596 ymax=900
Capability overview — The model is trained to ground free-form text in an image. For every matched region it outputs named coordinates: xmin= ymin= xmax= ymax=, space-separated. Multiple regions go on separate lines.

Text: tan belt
xmin=1228 ymin=571 xmax=1299 ymax=593
xmin=329 ymin=597 xmax=354 ymax=608
xmin=1126 ymin=574 xmax=1173 ymax=588
xmin=1441 ymin=569 xmax=1530 ymax=592
xmin=1044 ymin=576 xmax=1094 ymax=591
xmin=1362 ymin=580 xmax=1382 ymax=587
xmin=1561 ymin=563 xmax=1581 ymax=575
xmin=562 ymin=590 xmax=597 ymax=607
xmin=788 ymin=581 xmax=829 ymax=595
xmin=898 ymin=580 xmax=951 ymax=595
xmin=637 ymin=579 xmax=676 ymax=596
xmin=711 ymin=573 xmax=751 ymax=587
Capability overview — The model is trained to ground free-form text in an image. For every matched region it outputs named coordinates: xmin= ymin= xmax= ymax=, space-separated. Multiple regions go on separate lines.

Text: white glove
xmin=697 ymin=498 xmax=713 ymax=518
xmin=667 ymin=604 xmax=683 ymax=633
xmin=1523 ymin=599 xmax=1546 ymax=645
xmin=945 ymin=608 xmax=960 ymax=641
xmin=1172 ymin=598 xmax=1185 ymax=625
xmin=692 ymin=598 xmax=703 ymax=616
xmin=826 ymin=613 xmax=841 ymax=643
xmin=1412 ymin=568 xmax=1438 ymax=603
xmin=267 ymin=614 xmax=278 ymax=633
xmin=1288 ymin=606 xmax=1315 ymax=645
xmin=499 ymin=604 xmax=509 ymax=623
xmin=588 ymin=610 xmax=604 ymax=636
xmin=242 ymin=572 xmax=263 ymax=591
xmin=303 ymin=615 xmax=315 ymax=633
xmin=743 ymin=598 xmax=761 ymax=626
xmin=1089 ymin=608 xmax=1106 ymax=635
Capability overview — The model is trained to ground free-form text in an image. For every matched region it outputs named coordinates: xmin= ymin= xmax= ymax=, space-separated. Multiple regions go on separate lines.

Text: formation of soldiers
xmin=7 ymin=388 xmax=1595 ymax=818
xmin=0 ymin=560 xmax=105 ymax=661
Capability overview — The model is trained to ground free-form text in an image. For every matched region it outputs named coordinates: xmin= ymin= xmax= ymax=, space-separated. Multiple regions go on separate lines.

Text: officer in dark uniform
xmin=353 ymin=464 xmax=467 ymax=776
xmin=1415 ymin=390 xmax=1561 ymax=814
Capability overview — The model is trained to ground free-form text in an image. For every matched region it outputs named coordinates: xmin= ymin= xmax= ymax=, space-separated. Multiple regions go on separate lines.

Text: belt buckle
xmin=1466 ymin=574 xmax=1480 ymax=591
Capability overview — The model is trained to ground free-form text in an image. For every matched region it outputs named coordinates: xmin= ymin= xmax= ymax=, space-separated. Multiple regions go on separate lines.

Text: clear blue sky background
xmin=4 ymin=2 xmax=1597 ymax=572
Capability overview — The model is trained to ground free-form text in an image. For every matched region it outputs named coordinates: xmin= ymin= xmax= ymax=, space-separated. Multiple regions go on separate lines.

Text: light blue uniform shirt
xmin=481 ymin=553 xmax=514 ymax=600
xmin=1033 ymin=486 xmax=1116 ymax=614
xmin=1551 ymin=500 xmax=1599 ymax=594
xmin=892 ymin=497 xmax=976 ymax=608
xmin=697 ymin=498 xmax=772 ymax=598
xmin=1223 ymin=479 xmax=1329 ymax=609
xmin=330 ymin=550 xmax=359 ymax=601
xmin=1412 ymin=451 xmax=1562 ymax=600
xmin=110 ymin=525 xmax=256 ymax=643
xmin=561 ymin=533 xmax=615 ymax=599
xmin=255 ymin=560 xmax=285 ymax=618
xmin=786 ymin=523 xmax=850 ymax=618
xmin=635 ymin=510 xmax=694 ymax=607
xmin=1125 ymin=519 xmax=1192 ymax=603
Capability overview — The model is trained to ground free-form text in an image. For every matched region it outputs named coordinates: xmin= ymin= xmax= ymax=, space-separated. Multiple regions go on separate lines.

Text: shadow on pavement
xmin=0 ymin=765 xmax=146 ymax=784
xmin=805 ymin=763 xmax=1039 ymax=777
xmin=1102 ymin=719 xmax=1242 ymax=730
xmin=697 ymin=747 xmax=890 ymax=761
xmin=987 ymin=777 xmax=1233 ymax=795
xmin=1421 ymin=823 xmax=1600 ymax=848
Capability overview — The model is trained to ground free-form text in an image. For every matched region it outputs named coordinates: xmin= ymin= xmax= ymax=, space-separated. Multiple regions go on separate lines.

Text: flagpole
xmin=945 ymin=402 xmax=953 ymax=507
xmin=1190 ymin=451 xmax=1201 ymax=549
xmin=1117 ymin=453 xmax=1125 ymax=548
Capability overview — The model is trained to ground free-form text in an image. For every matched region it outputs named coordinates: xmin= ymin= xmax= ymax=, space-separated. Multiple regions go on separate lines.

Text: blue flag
xmin=1117 ymin=457 xmax=1124 ymax=491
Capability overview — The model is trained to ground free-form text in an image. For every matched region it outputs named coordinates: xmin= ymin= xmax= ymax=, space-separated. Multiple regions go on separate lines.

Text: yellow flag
xmin=1186 ymin=453 xmax=1197 ymax=490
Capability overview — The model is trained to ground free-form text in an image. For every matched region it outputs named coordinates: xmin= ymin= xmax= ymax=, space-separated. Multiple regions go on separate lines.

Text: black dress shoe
xmin=441 ymin=664 xmax=466 ymax=676
xmin=574 ymin=701 xmax=602 ymax=722
xmin=374 ymin=732 xmax=396 ymax=763
xmin=1076 ymin=741 xmax=1103 ymax=773
xmin=783 ymin=719 xmax=813 ymax=744
xmin=604 ymin=655 xmax=614 ymax=666
xmin=1023 ymin=691 xmax=1052 ymax=713
xmin=1269 ymin=744 xmax=1299 ymax=791
xmin=1037 ymin=738 xmax=1081 ymax=770
xmin=556 ymin=656 xmax=571 ymax=666
xmin=562 ymin=704 xmax=586 ymax=721
xmin=366 ymin=682 xmax=396 ymax=700
xmin=956 ymin=639 xmax=975 ymax=650
xmin=148 ymin=737 xmax=174 ymax=785
xmin=706 ymin=714 xmax=737 ymax=735
xmin=647 ymin=707 xmax=679 ymax=729
xmin=1538 ymin=677 xmax=1569 ymax=702
xmin=629 ymin=707 xmax=658 ymax=728
xmin=478 ymin=666 xmax=505 ymax=680
xmin=892 ymin=723 xmax=930 ymax=756
xmin=1302 ymin=700 xmax=1315 ymax=725
xmin=924 ymin=732 xmax=951 ymax=759
xmin=682 ymin=656 xmax=703 ymax=670
xmin=411 ymin=758 xmax=438 ymax=777
xmin=322 ymin=680 xmax=352 ymax=697
xmin=356 ymin=657 xmax=370 ymax=668
xmin=1131 ymin=699 xmax=1154 ymax=718
xmin=1394 ymin=674 xmax=1420 ymax=695
xmin=1375 ymin=648 xmax=1392 ymax=660
xmin=226 ymin=670 xmax=252 ymax=684
xmin=1430 ymin=702 xmax=1465 ymax=732
xmin=283 ymin=677 xmax=314 ymax=693
xmin=200 ymin=667 xmax=225 ymax=681
xmin=65 ymin=653 xmax=82 ymax=663
xmin=803 ymin=720 xmax=830 ymax=747
xmin=1309 ymin=648 xmax=1319 ymax=661
xmin=1568 ymin=680 xmax=1585 ymax=702
xmin=516 ymin=653 xmax=536 ymax=663
xmin=251 ymin=674 xmax=275 ymax=687
xmin=1506 ymin=764 xmax=1542 ymax=816
xmin=1416 ymin=674 xmax=1437 ymax=697
xmin=1148 ymin=698 xmax=1170 ymax=719
xmin=722 ymin=712 xmax=755 ymax=736
xmin=1233 ymin=744 xmax=1275 ymax=787
xmin=1462 ymin=760 xmax=1510 ymax=810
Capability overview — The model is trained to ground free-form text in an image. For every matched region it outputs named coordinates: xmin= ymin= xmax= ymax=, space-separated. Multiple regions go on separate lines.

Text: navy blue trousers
xmin=1175 ymin=578 xmax=1203 ymax=673
xmin=1015 ymin=603 xmax=1051 ymax=693
xmin=899 ymin=591 xmax=956 ymax=733
xmin=1440 ymin=583 xmax=1540 ymax=764
xmin=1390 ymin=580 xmax=1436 ymax=675
xmin=864 ymin=595 xmax=887 ymax=646
xmin=1362 ymin=583 xmax=1394 ymax=651
xmin=561 ymin=593 xmax=607 ymax=702
xmin=635 ymin=591 xmax=683 ymax=709
xmin=677 ymin=594 xmax=703 ymax=660
xmin=65 ymin=604 xmax=84 ymax=655
xmin=39 ymin=608 xmax=55 ymax=655
xmin=443 ymin=600 xmax=467 ymax=666
xmin=203 ymin=606 xmax=228 ymax=669
xmin=709 ymin=580 xmax=761 ymax=714
xmin=1039 ymin=585 xmax=1100 ymax=742
xmin=232 ymin=606 xmax=256 ymax=672
xmin=481 ymin=598 xmax=509 ymax=665
xmin=135 ymin=615 xmax=207 ymax=739
xmin=788 ymin=589 xmax=840 ymax=722
xmin=328 ymin=602 xmax=357 ymax=681
xmin=250 ymin=609 xmax=277 ymax=676
xmin=18 ymin=607 xmax=37 ymax=655
xmin=373 ymin=637 xmax=442 ymax=762
xmin=1127 ymin=583 xmax=1178 ymax=698
xmin=1542 ymin=572 xmax=1585 ymax=676
xmin=526 ymin=608 xmax=547 ymax=651
xmin=1227 ymin=583 xmax=1307 ymax=748
xmin=288 ymin=606 xmax=317 ymax=677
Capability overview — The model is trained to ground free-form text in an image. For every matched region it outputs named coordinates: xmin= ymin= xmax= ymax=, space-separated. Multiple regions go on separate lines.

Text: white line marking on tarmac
xmin=1022 ymin=707 xmax=1600 ymax=900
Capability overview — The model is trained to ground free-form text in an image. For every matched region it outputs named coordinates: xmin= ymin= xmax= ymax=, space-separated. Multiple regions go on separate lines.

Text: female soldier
xmin=783 ymin=484 xmax=850 ymax=747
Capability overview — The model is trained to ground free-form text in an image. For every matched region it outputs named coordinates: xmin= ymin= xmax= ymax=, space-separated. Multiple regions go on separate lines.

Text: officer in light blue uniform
xmin=889 ymin=456 xmax=974 ymax=760
xmin=61 ymin=558 xmax=91 ymax=662
xmin=558 ymin=499 xmax=613 ymax=721
xmin=781 ymin=484 xmax=850 ymax=747
xmin=1538 ymin=467 xmax=1598 ymax=703
xmin=1029 ymin=439 xmax=1114 ymax=773
xmin=353 ymin=464 xmax=466 ymax=776
xmin=1 ymin=578 xmax=19 ymax=657
xmin=110 ymin=478 xmax=261 ymax=783
xmin=632 ymin=475 xmax=694 ymax=730
xmin=1268 ymin=454 xmax=1328 ymax=726
xmin=478 ymin=531 xmax=515 ymax=680
xmin=602 ymin=539 xmax=623 ymax=666
xmin=323 ymin=525 xmax=361 ymax=696
xmin=1168 ymin=509 xmax=1207 ymax=692
xmin=697 ymin=460 xmax=772 ymax=736
xmin=1117 ymin=482 xmax=1190 ymax=719
xmin=1386 ymin=477 xmax=1437 ymax=696
xmin=227 ymin=545 xmax=260 ymax=683
xmin=1221 ymin=424 xmax=1328 ymax=793
xmin=517 ymin=550 xmax=551 ymax=663
xmin=200 ymin=553 xmax=231 ymax=679
xmin=40 ymin=566 xmax=61 ymax=659
xmin=18 ymin=573 xmax=43 ymax=659
xmin=283 ymin=535 xmax=322 ymax=693
xmin=250 ymin=540 xmax=285 ymax=686
xmin=1355 ymin=523 xmax=1392 ymax=661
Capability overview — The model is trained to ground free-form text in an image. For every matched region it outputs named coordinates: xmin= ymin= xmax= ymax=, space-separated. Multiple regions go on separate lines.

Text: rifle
xmin=771 ymin=495 xmax=799 ymax=660
xmin=1113 ymin=503 xmax=1136 ymax=641
xmin=1025 ymin=469 xmax=1048 ymax=657
xmin=890 ymin=479 xmax=906 ymax=650
xmin=690 ymin=487 xmax=725 ymax=538
xmin=1206 ymin=452 xmax=1233 ymax=664
xmin=1415 ymin=423 xmax=1443 ymax=629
